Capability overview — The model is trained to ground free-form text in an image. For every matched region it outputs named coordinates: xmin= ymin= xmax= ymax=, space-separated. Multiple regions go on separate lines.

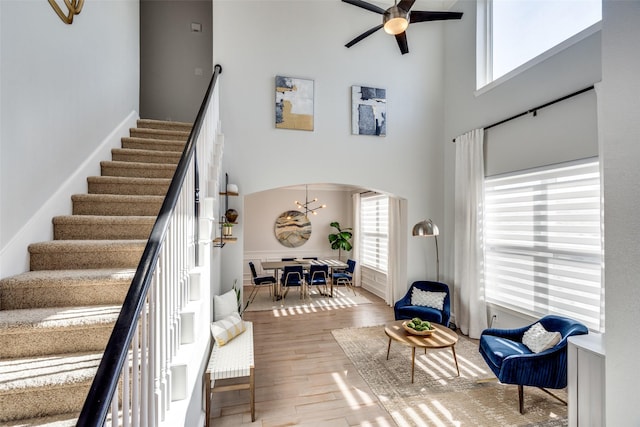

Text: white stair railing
xmin=77 ymin=64 xmax=223 ymax=427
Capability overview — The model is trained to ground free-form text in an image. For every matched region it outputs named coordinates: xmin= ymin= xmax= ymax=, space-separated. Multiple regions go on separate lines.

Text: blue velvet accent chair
xmin=393 ymin=281 xmax=451 ymax=327
xmin=332 ymin=259 xmax=357 ymax=296
xmin=478 ymin=314 xmax=588 ymax=414
xmin=247 ymin=261 xmax=276 ymax=303
xmin=281 ymin=265 xmax=304 ymax=299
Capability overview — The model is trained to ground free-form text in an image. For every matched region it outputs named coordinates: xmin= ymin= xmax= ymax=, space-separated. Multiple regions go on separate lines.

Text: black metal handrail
xmin=77 ymin=63 xmax=222 ymax=426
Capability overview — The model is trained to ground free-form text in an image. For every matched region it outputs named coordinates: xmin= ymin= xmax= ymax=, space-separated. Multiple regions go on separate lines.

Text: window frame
xmin=476 ymin=0 xmax=602 ymax=93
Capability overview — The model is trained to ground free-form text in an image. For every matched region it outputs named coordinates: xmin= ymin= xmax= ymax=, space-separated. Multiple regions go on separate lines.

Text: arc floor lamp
xmin=412 ymin=219 xmax=440 ymax=281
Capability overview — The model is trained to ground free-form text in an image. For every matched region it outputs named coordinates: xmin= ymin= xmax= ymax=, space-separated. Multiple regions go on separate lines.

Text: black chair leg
xmin=518 ymin=384 xmax=524 ymax=414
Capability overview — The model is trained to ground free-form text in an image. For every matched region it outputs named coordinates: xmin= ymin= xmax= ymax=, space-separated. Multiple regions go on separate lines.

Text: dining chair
xmin=305 ymin=264 xmax=328 ymax=296
xmin=332 ymin=259 xmax=356 ymax=296
xmin=247 ymin=261 xmax=277 ymax=304
xmin=281 ymin=265 xmax=304 ymax=299
xmin=281 ymin=257 xmax=295 ymax=261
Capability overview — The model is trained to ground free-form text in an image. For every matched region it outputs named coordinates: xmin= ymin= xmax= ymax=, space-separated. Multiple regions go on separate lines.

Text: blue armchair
xmin=479 ymin=315 xmax=588 ymax=414
xmin=394 ymin=281 xmax=451 ymax=327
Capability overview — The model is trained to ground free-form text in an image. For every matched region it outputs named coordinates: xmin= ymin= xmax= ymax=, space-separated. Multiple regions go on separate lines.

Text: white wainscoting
xmin=360 ymin=266 xmax=387 ymax=300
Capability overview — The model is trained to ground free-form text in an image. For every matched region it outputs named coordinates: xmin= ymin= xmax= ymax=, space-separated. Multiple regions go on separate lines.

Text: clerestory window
xmin=478 ymin=0 xmax=602 ymax=89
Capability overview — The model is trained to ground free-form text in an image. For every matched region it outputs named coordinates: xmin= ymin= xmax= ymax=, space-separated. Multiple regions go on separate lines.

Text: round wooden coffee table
xmin=384 ymin=320 xmax=460 ymax=383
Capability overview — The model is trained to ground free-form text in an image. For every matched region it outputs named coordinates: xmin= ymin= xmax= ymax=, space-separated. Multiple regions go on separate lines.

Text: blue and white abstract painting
xmin=351 ymin=86 xmax=386 ymax=136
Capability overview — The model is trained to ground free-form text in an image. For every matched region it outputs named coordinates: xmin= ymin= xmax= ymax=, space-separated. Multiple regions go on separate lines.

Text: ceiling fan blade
xmin=397 ymin=0 xmax=416 ymax=12
xmin=395 ymin=32 xmax=409 ymax=55
xmin=345 ymin=24 xmax=384 ymax=48
xmin=410 ymin=11 xmax=463 ymax=23
xmin=342 ymin=0 xmax=385 ymax=15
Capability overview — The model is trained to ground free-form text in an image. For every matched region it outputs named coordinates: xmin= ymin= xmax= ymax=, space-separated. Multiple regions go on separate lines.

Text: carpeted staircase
xmin=0 ymin=119 xmax=192 ymax=426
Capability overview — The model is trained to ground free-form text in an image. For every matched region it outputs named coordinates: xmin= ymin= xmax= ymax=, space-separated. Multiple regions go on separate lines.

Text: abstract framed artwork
xmin=275 ymin=76 xmax=314 ymax=131
xmin=274 ymin=210 xmax=311 ymax=248
xmin=351 ymin=85 xmax=386 ymax=136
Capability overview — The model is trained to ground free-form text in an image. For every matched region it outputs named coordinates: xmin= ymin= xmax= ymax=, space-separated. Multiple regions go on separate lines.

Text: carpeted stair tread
xmin=0 ymin=268 xmax=134 ymax=310
xmin=137 ymin=118 xmax=192 ymax=132
xmin=87 ymin=175 xmax=171 ymax=196
xmin=53 ymin=215 xmax=155 ymax=240
xmin=1 ymin=412 xmax=78 ymax=426
xmin=0 ymin=352 xmax=101 ymax=423
xmin=0 ymin=305 xmax=121 ymax=331
xmin=129 ymin=127 xmax=190 ymax=141
xmin=28 ymin=240 xmax=146 ymax=271
xmin=0 ymin=305 xmax=120 ymax=359
xmin=71 ymin=193 xmax=163 ymax=216
xmin=0 ymin=118 xmax=187 ymax=424
xmin=100 ymin=160 xmax=177 ymax=179
xmin=121 ymin=137 xmax=185 ymax=152
xmin=111 ymin=148 xmax=181 ymax=164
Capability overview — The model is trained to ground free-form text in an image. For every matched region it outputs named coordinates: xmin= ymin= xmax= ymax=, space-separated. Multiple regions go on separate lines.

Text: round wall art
xmin=274 ymin=210 xmax=311 ymax=248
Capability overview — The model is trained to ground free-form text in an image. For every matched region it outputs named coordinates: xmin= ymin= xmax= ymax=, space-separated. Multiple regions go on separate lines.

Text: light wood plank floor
xmin=209 ymin=287 xmax=398 ymax=426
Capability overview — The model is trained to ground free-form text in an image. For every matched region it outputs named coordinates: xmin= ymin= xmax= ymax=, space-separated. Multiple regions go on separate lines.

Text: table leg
xmin=451 ymin=345 xmax=460 ymax=376
xmin=411 ymin=347 xmax=416 ymax=383
xmin=386 ymin=337 xmax=391 ymax=360
xmin=273 ymin=269 xmax=283 ymax=300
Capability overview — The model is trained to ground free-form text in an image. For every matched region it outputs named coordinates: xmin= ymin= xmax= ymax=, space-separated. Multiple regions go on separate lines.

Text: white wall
xmin=0 ymin=0 xmax=139 ymax=278
xmin=213 ymin=0 xmax=452 ymax=296
xmin=600 ymin=1 xmax=640 ymax=424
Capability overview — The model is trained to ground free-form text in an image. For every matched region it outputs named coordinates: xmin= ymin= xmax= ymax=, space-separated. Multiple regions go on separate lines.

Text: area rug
xmin=242 ymin=286 xmax=372 ymax=312
xmin=332 ymin=325 xmax=568 ymax=427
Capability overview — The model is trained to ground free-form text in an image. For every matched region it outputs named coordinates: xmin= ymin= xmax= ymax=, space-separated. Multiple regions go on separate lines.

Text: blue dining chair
xmin=281 ymin=265 xmax=304 ymax=299
xmin=305 ymin=264 xmax=328 ymax=296
xmin=331 ymin=259 xmax=356 ymax=296
xmin=247 ymin=261 xmax=276 ymax=304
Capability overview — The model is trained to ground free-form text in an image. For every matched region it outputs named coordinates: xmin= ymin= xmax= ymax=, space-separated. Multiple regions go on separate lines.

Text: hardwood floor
xmin=209 ymin=287 xmax=398 ymax=426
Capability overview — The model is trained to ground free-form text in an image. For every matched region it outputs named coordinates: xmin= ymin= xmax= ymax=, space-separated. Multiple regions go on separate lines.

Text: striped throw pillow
xmin=211 ymin=312 xmax=246 ymax=346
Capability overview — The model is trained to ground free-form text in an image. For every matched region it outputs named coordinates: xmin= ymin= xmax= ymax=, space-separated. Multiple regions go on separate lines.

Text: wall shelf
xmin=215 ymin=172 xmax=239 ymax=248
xmin=213 ymin=237 xmax=237 ymax=244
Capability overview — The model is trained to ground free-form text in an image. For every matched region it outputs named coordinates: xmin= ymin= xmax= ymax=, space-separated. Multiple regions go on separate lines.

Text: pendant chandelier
xmin=295 ymin=185 xmax=326 ymax=218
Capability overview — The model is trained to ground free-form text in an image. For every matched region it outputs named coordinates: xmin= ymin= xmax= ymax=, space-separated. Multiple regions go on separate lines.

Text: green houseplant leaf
xmin=328 ymin=221 xmax=353 ymax=260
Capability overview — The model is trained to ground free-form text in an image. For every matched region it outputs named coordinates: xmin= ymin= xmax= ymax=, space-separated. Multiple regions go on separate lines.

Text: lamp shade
xmin=412 ymin=219 xmax=439 ymax=237
xmin=383 ymin=6 xmax=409 ymax=35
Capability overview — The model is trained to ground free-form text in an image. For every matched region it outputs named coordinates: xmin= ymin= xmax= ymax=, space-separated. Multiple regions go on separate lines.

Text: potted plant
xmin=328 ymin=221 xmax=353 ymax=260
xmin=222 ymin=222 xmax=234 ymax=237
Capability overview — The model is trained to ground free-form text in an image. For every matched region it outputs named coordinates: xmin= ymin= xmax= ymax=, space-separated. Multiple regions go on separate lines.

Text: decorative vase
xmin=225 ymin=208 xmax=239 ymax=223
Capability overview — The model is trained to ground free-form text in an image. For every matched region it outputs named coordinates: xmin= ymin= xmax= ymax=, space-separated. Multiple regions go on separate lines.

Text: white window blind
xmin=484 ymin=158 xmax=603 ymax=331
xmin=360 ymin=194 xmax=389 ymax=273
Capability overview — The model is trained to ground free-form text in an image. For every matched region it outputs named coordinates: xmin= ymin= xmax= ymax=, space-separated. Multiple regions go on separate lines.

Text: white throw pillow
xmin=411 ymin=288 xmax=446 ymax=311
xmin=210 ymin=313 xmax=246 ymax=346
xmin=213 ymin=289 xmax=238 ymax=321
xmin=522 ymin=322 xmax=562 ymax=353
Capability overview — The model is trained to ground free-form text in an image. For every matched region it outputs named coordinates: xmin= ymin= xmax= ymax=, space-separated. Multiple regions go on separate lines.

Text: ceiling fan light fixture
xmin=383 ymin=6 xmax=409 ymax=35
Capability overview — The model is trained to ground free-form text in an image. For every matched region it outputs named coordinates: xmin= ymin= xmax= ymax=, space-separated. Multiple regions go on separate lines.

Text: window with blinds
xmin=360 ymin=194 xmax=389 ymax=273
xmin=484 ymin=158 xmax=603 ymax=331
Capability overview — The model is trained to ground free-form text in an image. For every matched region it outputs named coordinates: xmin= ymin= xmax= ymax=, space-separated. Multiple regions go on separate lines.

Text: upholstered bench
xmin=204 ymin=321 xmax=255 ymax=426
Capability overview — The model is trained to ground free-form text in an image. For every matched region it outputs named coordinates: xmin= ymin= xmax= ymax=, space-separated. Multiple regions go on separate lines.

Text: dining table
xmin=260 ymin=259 xmax=348 ymax=299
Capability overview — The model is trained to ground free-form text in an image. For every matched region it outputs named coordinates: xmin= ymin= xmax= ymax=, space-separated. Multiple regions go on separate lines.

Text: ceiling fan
xmin=343 ymin=0 xmax=463 ymax=55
